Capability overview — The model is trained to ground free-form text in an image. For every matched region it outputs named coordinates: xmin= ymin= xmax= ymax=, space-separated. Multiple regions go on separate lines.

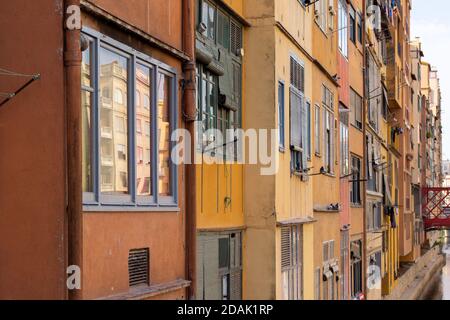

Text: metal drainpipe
xmin=362 ymin=0 xmax=368 ymax=299
xmin=64 ymin=0 xmax=82 ymax=300
xmin=182 ymin=0 xmax=197 ymax=300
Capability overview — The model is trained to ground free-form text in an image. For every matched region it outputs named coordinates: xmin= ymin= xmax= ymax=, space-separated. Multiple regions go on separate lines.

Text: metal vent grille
xmin=230 ymin=20 xmax=242 ymax=56
xmin=281 ymin=227 xmax=292 ymax=269
xmin=128 ymin=248 xmax=149 ymax=287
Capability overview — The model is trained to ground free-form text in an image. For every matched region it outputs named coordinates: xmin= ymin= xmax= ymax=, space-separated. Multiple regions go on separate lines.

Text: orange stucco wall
xmin=79 ymin=6 xmax=187 ymax=299
xmin=0 ymin=0 xmax=67 ymax=299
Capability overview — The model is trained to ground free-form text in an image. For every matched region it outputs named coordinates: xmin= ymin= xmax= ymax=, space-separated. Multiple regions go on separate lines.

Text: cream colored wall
xmin=275 ymin=0 xmax=312 ymax=55
xmin=313 ymin=212 xmax=341 ymax=299
xmin=274 ymin=30 xmax=313 ymax=223
xmin=242 ymin=0 xmax=277 ymax=299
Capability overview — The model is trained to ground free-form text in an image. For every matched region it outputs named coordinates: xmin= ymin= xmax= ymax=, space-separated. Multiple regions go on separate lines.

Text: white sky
xmin=411 ymin=0 xmax=450 ymax=159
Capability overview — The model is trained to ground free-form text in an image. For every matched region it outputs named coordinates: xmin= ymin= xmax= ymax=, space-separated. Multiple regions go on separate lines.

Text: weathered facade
xmin=0 ymin=0 xmax=193 ymax=300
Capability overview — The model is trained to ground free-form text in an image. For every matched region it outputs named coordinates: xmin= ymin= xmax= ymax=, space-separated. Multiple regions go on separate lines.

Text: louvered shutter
xmin=290 ymin=90 xmax=302 ymax=149
xmin=323 ymin=241 xmax=329 ymax=263
xmin=322 ymin=108 xmax=328 ymax=169
xmin=230 ymin=270 xmax=242 ymax=300
xmin=230 ymin=20 xmax=242 ymax=56
xmin=315 ymin=0 xmax=321 ymax=24
xmin=367 ymin=135 xmax=373 ymax=178
xmin=330 ymin=112 xmax=335 ymax=173
xmin=281 ymin=227 xmax=292 ymax=269
xmin=301 ymin=96 xmax=308 ymax=170
xmin=196 ymin=236 xmax=205 ymax=300
xmin=203 ymin=235 xmax=221 ymax=300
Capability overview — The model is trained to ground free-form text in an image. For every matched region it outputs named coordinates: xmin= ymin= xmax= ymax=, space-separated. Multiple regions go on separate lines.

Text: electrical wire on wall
xmin=0 ymin=67 xmax=40 ymax=108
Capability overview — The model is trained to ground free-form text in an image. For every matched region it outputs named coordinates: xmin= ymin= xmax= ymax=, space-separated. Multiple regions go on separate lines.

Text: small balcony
xmin=101 ymin=97 xmax=112 ymax=109
xmin=101 ymin=155 xmax=114 ymax=167
xmin=101 ymin=126 xmax=113 ymax=139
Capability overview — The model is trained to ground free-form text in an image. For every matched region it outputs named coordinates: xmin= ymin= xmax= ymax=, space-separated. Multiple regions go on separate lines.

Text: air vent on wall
xmin=128 ymin=248 xmax=149 ymax=287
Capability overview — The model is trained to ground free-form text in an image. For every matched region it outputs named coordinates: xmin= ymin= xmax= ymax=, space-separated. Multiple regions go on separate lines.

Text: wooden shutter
xmin=290 ymin=57 xmax=304 ymax=93
xmin=323 ymin=241 xmax=329 ymax=263
xmin=315 ymin=268 xmax=321 ymax=300
xmin=281 ymin=227 xmax=292 ymax=269
xmin=367 ymin=134 xmax=373 ymax=178
xmin=203 ymin=235 xmax=221 ymax=300
xmin=323 ymin=108 xmax=328 ymax=168
xmin=196 ymin=236 xmax=205 ymax=300
xmin=329 ymin=240 xmax=335 ymax=259
xmin=330 ymin=112 xmax=335 ymax=173
xmin=217 ymin=11 xmax=230 ymax=49
xmin=290 ymin=89 xmax=302 ymax=149
xmin=230 ymin=20 xmax=242 ymax=56
xmin=230 ymin=270 xmax=242 ymax=300
xmin=301 ymin=96 xmax=308 ymax=169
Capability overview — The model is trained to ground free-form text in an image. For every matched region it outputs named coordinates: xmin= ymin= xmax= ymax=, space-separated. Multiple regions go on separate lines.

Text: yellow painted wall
xmin=273 ymin=1 xmax=315 ymax=298
xmin=196 ymin=0 xmax=246 ymax=231
xmin=243 ymin=0 xmax=317 ymax=300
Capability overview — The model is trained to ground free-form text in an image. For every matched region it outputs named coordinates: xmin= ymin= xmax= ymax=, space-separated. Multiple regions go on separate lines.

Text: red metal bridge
xmin=422 ymin=187 xmax=450 ymax=230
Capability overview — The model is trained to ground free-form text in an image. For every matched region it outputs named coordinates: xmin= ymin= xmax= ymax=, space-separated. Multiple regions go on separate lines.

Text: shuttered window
xmin=290 ymin=57 xmax=305 ymax=93
xmin=281 ymin=225 xmax=303 ymax=300
xmin=350 ymin=156 xmax=362 ymax=205
xmin=230 ymin=20 xmax=242 ymax=56
xmin=340 ymin=108 xmax=349 ymax=176
xmin=278 ymin=81 xmax=286 ymax=150
xmin=290 ymin=56 xmax=308 ymax=173
xmin=314 ymin=268 xmax=321 ymax=300
xmin=350 ymin=88 xmax=363 ymax=129
xmin=322 ymin=85 xmax=334 ymax=174
xmin=315 ymin=105 xmax=321 ymax=155
xmin=197 ymin=232 xmax=242 ymax=300
xmin=128 ymin=248 xmax=149 ymax=287
xmin=217 ymin=10 xmax=230 ymax=49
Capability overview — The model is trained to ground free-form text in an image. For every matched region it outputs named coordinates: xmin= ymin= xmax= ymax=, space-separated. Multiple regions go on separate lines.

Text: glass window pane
xmin=136 ymin=64 xmax=152 ymax=196
xmin=82 ymin=90 xmax=93 ymax=193
xmin=208 ymin=4 xmax=215 ymax=40
xmin=219 ymin=237 xmax=230 ymax=269
xmin=99 ymin=47 xmax=129 ymax=195
xmin=81 ymin=43 xmax=91 ymax=88
xmin=157 ymin=73 xmax=172 ymax=196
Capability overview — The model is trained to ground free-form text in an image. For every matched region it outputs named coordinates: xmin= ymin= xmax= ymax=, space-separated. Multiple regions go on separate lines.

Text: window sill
xmin=322 ymin=172 xmax=336 ymax=178
xmin=350 ymin=204 xmax=363 ymax=209
xmin=351 ymin=123 xmax=363 ymax=132
xmin=100 ymin=279 xmax=191 ymax=300
xmin=83 ymin=204 xmax=180 ymax=213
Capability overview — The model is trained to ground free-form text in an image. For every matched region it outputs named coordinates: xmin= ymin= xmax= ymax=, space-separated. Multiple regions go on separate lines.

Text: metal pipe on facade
xmin=362 ymin=0 xmax=368 ymax=299
xmin=182 ymin=0 xmax=197 ymax=300
xmin=64 ymin=0 xmax=83 ymax=300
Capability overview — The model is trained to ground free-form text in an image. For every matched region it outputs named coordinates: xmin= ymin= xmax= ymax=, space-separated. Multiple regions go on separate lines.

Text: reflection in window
xmin=81 ymin=30 xmax=178 ymax=207
xmin=158 ymin=73 xmax=172 ymax=196
xmin=136 ymin=64 xmax=152 ymax=196
xmin=82 ymin=40 xmax=93 ymax=193
xmin=135 ymin=90 xmax=141 ymax=107
xmin=99 ymin=46 xmax=129 ymax=195
xmin=82 ymin=91 xmax=93 ymax=193
xmin=114 ymin=88 xmax=124 ymax=104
